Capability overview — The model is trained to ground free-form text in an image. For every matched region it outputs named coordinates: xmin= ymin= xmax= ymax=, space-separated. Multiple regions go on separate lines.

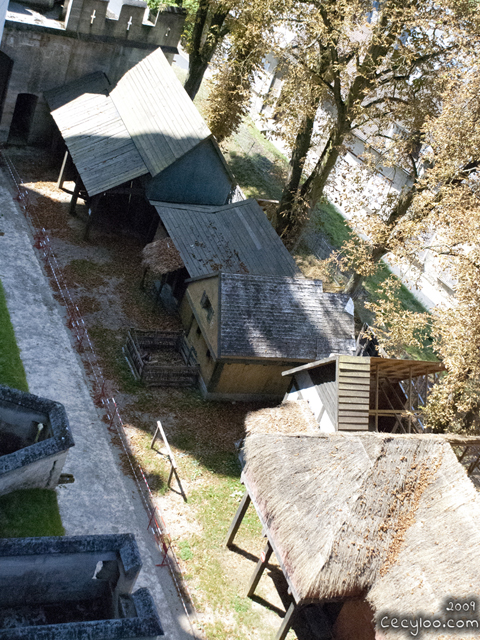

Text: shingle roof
xmin=153 ymin=199 xmax=300 ymax=279
xmin=45 ymin=48 xmax=211 ymax=196
xmin=218 ymin=273 xmax=355 ymax=359
xmin=45 ymin=73 xmax=147 ymax=196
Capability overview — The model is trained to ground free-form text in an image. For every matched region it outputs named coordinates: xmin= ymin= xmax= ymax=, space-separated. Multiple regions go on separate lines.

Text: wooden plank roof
xmin=152 ymin=199 xmax=300 ymax=279
xmin=110 ymin=48 xmax=211 ymax=178
xmin=45 ymin=73 xmax=148 ymax=196
xmin=217 ymin=273 xmax=356 ymax=360
xmin=369 ymin=356 xmax=445 ymax=382
xmin=45 ymin=48 xmax=212 ymax=195
xmin=283 ymin=355 xmax=445 ymax=381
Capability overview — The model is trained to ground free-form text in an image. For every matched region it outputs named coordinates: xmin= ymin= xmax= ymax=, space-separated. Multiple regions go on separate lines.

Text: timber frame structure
xmin=225 ymin=488 xmax=299 ymax=640
xmin=283 ymin=355 xmax=446 ymax=433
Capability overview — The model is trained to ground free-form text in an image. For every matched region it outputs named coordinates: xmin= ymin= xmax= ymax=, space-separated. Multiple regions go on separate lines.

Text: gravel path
xmin=0 ymin=165 xmax=196 ymax=640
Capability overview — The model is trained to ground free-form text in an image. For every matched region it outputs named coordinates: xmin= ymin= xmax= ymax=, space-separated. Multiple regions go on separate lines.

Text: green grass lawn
xmin=0 ymin=489 xmax=64 ymax=537
xmin=0 ymin=280 xmax=29 ymax=392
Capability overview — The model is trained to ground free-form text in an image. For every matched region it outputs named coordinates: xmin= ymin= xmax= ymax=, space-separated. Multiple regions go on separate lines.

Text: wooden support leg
xmin=57 ymin=151 xmax=71 ymax=189
xmin=140 ymin=267 xmax=149 ymax=291
xmin=69 ymin=179 xmax=81 ymax=216
xmin=150 ymin=424 xmax=160 ymax=449
xmin=276 ymin=602 xmax=297 ymax=640
xmin=468 ymin=452 xmax=480 ymax=476
xmin=247 ymin=541 xmax=273 ymax=597
xmin=224 ymin=490 xmax=251 ymax=547
xmin=83 ymin=194 xmax=100 ymax=241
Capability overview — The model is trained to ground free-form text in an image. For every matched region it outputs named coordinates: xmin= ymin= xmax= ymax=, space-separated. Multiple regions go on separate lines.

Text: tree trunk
xmin=344 ymin=246 xmax=388 ymax=298
xmin=275 ymin=114 xmax=315 ymax=238
xmin=183 ymin=2 xmax=229 ymax=100
xmin=184 ymin=55 xmax=210 ymax=100
xmin=300 ymin=125 xmax=347 ymax=207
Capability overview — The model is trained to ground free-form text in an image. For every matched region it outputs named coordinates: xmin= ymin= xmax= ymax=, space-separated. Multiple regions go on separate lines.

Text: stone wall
xmin=0 ymin=385 xmax=74 ymax=496
xmin=0 ymin=534 xmax=163 ymax=640
xmin=0 ymin=0 xmax=7 ymax=41
xmin=0 ymin=0 xmax=185 ymax=144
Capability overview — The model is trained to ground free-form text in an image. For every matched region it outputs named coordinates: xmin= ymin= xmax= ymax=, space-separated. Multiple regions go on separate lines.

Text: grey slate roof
xmin=45 ymin=73 xmax=148 ymax=196
xmin=218 ymin=273 xmax=356 ymax=360
xmin=45 ymin=48 xmax=211 ymax=196
xmin=152 ymin=199 xmax=300 ymax=278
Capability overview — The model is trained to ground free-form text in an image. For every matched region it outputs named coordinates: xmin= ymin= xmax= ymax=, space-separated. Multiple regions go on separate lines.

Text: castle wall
xmin=0 ymin=1 xmax=185 ymax=145
xmin=0 ymin=0 xmax=7 ymax=41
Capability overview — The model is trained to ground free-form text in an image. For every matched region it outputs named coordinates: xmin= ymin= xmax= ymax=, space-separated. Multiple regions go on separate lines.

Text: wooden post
xmin=225 ymin=490 xmax=251 ymax=547
xmin=140 ymin=267 xmax=149 ymax=290
xmin=83 ymin=194 xmax=101 ymax=240
xmin=151 ymin=420 xmax=186 ymax=501
xmin=408 ymin=366 xmax=413 ymax=433
xmin=247 ymin=541 xmax=273 ymax=597
xmin=68 ymin=179 xmax=81 ymax=216
xmin=57 ymin=151 xmax=71 ymax=189
xmin=275 ymin=602 xmax=297 ymax=640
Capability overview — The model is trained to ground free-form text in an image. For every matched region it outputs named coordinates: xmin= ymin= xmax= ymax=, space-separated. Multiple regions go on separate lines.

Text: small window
xmin=196 ymin=326 xmax=201 ymax=336
xmin=200 ymin=291 xmax=214 ymax=322
xmin=206 ymin=349 xmax=211 ymax=359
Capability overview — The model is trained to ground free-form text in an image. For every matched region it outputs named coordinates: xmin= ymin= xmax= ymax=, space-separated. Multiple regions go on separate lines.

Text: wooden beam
xmin=276 ymin=602 xmax=297 ymax=640
xmin=68 ymin=179 xmax=81 ymax=217
xmin=83 ymin=194 xmax=101 ymax=241
xmin=246 ymin=541 xmax=273 ymax=598
xmin=57 ymin=151 xmax=72 ymax=189
xmin=225 ymin=490 xmax=251 ymax=547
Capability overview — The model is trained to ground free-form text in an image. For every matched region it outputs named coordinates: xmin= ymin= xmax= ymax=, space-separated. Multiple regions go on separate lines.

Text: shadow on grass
xmin=0 ymin=488 xmax=64 ymax=537
xmin=227 ymin=152 xmax=285 ymax=201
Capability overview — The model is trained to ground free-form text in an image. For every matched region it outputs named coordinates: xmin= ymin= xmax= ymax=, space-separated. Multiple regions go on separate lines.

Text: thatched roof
xmin=245 ymin=400 xmax=318 ymax=436
xmin=242 ymin=432 xmax=480 ymax=631
xmin=141 ymin=238 xmax=184 ymax=275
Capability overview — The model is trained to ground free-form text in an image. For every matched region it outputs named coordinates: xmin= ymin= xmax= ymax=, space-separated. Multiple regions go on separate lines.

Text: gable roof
xmin=110 ymin=48 xmax=211 ymax=177
xmin=153 ymin=199 xmax=300 ymax=278
xmin=216 ymin=273 xmax=355 ymax=360
xmin=45 ymin=48 xmax=211 ymax=196
xmin=45 ymin=72 xmax=147 ymax=196
xmin=242 ymin=431 xmax=480 ymax=623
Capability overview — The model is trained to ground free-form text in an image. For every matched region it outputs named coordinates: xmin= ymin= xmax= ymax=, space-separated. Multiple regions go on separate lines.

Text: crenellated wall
xmin=0 ymin=0 xmax=185 ymax=144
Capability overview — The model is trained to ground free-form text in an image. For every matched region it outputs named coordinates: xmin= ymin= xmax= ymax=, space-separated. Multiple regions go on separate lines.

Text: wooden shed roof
xmin=216 ymin=273 xmax=355 ymax=360
xmin=110 ymin=47 xmax=211 ymax=178
xmin=45 ymin=72 xmax=148 ymax=196
xmin=152 ymin=199 xmax=300 ymax=279
xmin=45 ymin=48 xmax=211 ymax=196
xmin=242 ymin=431 xmax=480 ymax=623
xmin=283 ymin=354 xmax=445 ymax=382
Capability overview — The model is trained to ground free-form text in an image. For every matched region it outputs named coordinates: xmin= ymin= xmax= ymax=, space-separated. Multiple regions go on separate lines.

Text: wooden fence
xmin=124 ymin=330 xmax=198 ymax=387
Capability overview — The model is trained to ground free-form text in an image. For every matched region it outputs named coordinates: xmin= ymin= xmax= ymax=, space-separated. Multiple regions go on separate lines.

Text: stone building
xmin=0 ymin=0 xmax=185 ymax=145
xmin=0 ymin=534 xmax=164 ymax=639
xmin=0 ymin=384 xmax=74 ymax=497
